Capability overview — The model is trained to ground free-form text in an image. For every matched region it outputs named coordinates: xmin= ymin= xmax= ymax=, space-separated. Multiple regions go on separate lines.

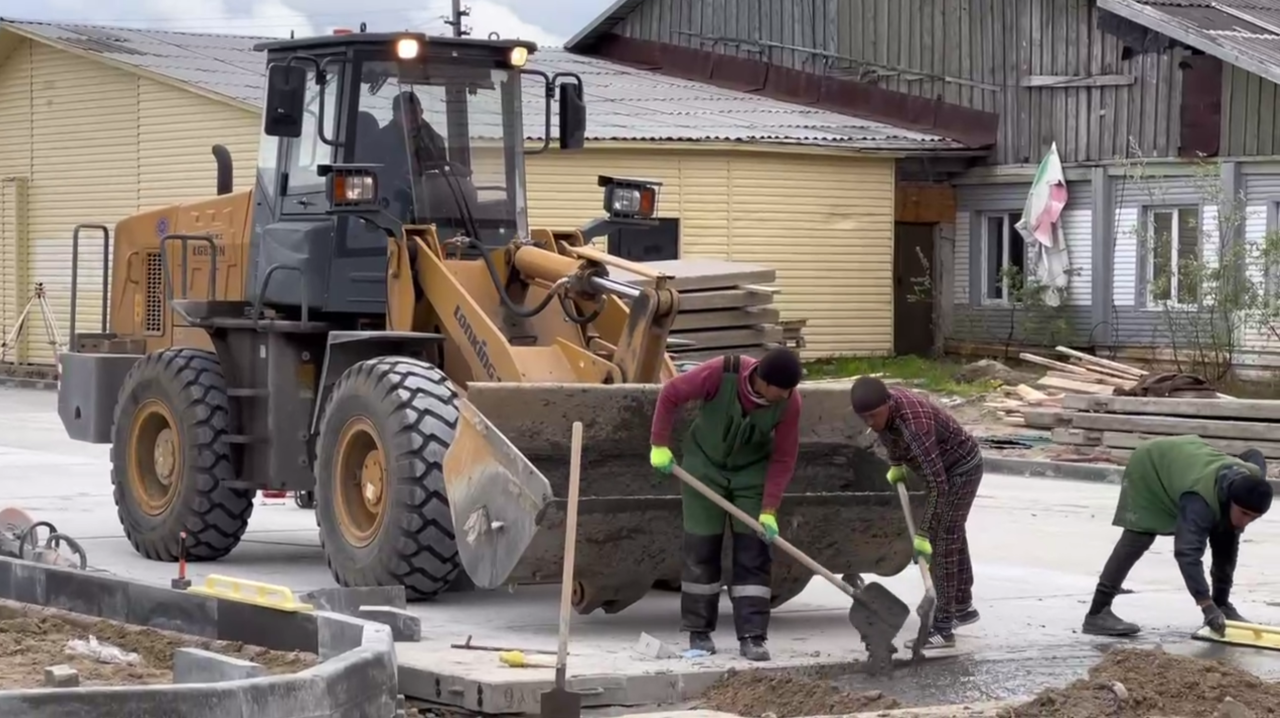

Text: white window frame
xmin=1264 ymin=201 xmax=1280 ymax=301
xmin=980 ymin=211 xmax=1027 ymax=305
xmin=1143 ymin=205 xmax=1201 ymax=308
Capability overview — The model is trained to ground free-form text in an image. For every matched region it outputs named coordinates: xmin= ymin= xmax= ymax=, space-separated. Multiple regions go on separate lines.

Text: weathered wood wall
xmin=613 ymin=0 xmax=1185 ymax=165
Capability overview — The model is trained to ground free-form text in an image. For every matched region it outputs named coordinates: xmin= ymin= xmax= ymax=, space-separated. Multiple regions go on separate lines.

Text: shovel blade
xmin=846 ymin=581 xmax=911 ymax=672
xmin=540 ymin=687 xmax=583 ymax=718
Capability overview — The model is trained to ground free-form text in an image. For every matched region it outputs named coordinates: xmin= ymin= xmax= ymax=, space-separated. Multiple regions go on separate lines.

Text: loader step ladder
xmin=1 ymin=282 xmax=65 ymax=364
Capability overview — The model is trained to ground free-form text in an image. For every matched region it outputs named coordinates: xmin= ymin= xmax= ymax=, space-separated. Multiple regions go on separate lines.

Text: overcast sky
xmin=0 ymin=0 xmax=611 ymax=46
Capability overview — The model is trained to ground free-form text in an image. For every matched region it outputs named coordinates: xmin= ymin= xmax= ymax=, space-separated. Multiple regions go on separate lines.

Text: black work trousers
xmin=681 ymin=530 xmax=772 ymax=639
xmin=1090 ymin=528 xmax=1237 ymax=614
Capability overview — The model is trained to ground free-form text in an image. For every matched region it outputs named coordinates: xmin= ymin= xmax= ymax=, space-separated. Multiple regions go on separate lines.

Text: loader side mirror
xmin=558 ymin=80 xmax=586 ymax=151
xmin=263 ymin=63 xmax=308 ymax=138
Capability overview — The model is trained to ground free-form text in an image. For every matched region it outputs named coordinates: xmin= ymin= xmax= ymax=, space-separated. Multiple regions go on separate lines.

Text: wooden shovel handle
xmin=895 ymin=483 xmax=935 ymax=594
xmin=554 ymin=422 xmax=583 ymax=685
xmin=670 ymin=464 xmax=857 ymax=599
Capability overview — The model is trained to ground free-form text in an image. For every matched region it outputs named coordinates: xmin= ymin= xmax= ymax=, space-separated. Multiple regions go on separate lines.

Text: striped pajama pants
xmin=928 ymin=455 xmax=983 ymax=631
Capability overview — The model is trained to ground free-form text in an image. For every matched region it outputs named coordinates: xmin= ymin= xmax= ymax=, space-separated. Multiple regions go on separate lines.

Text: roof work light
xmin=396 ymin=37 xmax=421 ymax=60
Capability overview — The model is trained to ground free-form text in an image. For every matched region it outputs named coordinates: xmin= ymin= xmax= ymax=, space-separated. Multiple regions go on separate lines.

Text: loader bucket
xmin=442 ymin=398 xmax=555 ymax=589
xmin=451 ymin=381 xmax=925 ymax=614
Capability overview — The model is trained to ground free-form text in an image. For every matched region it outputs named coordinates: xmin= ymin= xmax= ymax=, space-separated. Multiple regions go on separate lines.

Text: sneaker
xmin=1219 ymin=602 xmax=1248 ymax=623
xmin=954 ymin=606 xmax=981 ymax=628
xmin=689 ymin=632 xmax=716 ymax=654
xmin=739 ymin=636 xmax=770 ymax=661
xmin=1081 ymin=607 xmax=1141 ymax=636
xmin=905 ymin=628 xmax=955 ymax=651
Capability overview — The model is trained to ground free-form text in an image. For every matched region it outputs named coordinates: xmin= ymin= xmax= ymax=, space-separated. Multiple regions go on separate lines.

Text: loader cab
xmin=247 ymin=31 xmax=586 ymax=319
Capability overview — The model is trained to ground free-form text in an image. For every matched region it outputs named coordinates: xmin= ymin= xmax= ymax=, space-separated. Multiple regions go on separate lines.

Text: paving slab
xmin=6 ymin=387 xmax=1280 ymax=713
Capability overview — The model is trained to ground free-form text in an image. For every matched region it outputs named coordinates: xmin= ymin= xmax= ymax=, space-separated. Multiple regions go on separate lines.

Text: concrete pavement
xmin=5 ymin=386 xmax=1280 ymax=711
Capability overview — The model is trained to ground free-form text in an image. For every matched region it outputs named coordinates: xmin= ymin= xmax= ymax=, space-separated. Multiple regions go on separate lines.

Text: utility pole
xmin=446 ymin=0 xmax=471 ymax=37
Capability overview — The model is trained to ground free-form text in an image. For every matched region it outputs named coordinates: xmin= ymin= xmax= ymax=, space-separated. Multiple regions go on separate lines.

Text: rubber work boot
xmin=1081 ymin=607 xmax=1141 ymax=636
xmin=954 ymin=605 xmax=981 ymax=628
xmin=689 ymin=632 xmax=716 ymax=655
xmin=739 ymin=636 xmax=770 ymax=661
xmin=905 ymin=628 xmax=955 ymax=651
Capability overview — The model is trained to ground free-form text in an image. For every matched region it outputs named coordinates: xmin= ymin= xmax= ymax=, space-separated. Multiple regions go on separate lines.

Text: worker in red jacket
xmin=648 ymin=349 xmax=803 ymax=662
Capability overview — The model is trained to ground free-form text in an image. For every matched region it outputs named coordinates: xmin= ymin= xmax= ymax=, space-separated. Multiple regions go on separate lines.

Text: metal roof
xmin=1100 ymin=0 xmax=1280 ymax=88
xmin=564 ymin=0 xmax=646 ymax=53
xmin=0 ymin=19 xmax=967 ymax=152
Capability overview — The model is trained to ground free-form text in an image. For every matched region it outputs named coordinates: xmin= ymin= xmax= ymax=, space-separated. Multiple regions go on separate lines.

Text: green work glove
xmin=912 ymin=534 xmax=933 ymax=564
xmin=649 ymin=445 xmax=674 ymax=474
xmin=758 ymin=512 xmax=779 ymax=543
xmin=886 ymin=465 xmax=907 ymax=485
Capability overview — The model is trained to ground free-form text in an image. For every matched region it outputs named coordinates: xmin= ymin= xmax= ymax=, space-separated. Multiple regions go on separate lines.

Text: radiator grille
xmin=144 ymin=250 xmax=164 ymax=335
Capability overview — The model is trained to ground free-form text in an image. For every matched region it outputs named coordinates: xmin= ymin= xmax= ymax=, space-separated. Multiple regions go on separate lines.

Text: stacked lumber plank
xmin=983 ymin=346 xmax=1148 ymax=427
xmin=611 ymin=258 xmax=792 ymax=362
xmin=1048 ymin=395 xmax=1280 ymax=465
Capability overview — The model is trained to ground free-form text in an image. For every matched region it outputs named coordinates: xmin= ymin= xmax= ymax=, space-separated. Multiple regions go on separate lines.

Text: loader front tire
xmin=315 ymin=357 xmax=462 ymax=601
xmin=111 ymin=348 xmax=255 ymax=562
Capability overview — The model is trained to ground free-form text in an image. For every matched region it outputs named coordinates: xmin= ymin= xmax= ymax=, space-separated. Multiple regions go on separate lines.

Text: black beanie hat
xmin=850 ymin=376 xmax=891 ymax=414
xmin=756 ymin=349 xmax=802 ymax=390
xmin=1228 ymin=473 xmax=1274 ymax=515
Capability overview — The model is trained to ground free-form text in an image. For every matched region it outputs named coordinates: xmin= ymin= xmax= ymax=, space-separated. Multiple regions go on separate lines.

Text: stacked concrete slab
xmin=611 ymin=259 xmax=793 ymax=362
xmin=0 ymin=557 xmax=413 ymax=718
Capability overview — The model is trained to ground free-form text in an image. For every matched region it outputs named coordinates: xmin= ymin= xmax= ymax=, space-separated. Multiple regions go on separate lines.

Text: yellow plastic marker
xmin=498 ymin=650 xmax=556 ymax=668
xmin=1193 ymin=619 xmax=1280 ymax=651
xmin=187 ymin=574 xmax=315 ymax=612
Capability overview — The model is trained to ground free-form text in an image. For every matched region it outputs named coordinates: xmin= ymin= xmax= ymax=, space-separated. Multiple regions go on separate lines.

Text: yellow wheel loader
xmin=57 ymin=30 xmax=921 ymax=613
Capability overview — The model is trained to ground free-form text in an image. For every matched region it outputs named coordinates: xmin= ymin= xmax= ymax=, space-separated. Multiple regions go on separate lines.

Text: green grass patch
xmin=802 ymin=356 xmax=1000 ymax=397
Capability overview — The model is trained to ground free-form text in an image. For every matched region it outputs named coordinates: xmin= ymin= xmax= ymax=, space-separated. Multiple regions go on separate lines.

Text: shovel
xmin=895 ymin=483 xmax=937 ymax=664
xmin=540 ymin=421 xmax=586 ymax=718
xmin=669 ymin=464 xmax=910 ymax=675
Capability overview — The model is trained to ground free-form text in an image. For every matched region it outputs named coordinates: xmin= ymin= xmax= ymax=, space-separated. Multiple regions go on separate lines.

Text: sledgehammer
xmin=669 ymin=464 xmax=910 ymax=674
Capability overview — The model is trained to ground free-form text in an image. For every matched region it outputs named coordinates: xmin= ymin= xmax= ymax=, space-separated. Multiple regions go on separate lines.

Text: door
xmin=894 ymin=222 xmax=936 ymax=356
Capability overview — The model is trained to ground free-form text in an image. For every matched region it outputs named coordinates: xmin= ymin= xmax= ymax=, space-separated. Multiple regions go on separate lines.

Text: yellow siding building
xmin=0 ymin=20 xmax=970 ymax=364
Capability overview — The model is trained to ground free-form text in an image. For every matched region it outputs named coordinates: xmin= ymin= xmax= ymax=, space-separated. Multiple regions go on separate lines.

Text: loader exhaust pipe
xmin=212 ymin=144 xmax=233 ymax=196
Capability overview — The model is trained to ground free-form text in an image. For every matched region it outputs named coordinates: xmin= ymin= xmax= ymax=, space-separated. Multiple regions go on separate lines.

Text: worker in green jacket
xmin=1082 ymin=435 xmax=1273 ymax=637
xmin=648 ymin=349 xmax=804 ymax=662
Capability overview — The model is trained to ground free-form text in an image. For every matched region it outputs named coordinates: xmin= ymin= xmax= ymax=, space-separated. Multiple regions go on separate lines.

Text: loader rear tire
xmin=315 ymin=357 xmax=462 ymax=601
xmin=110 ymin=348 xmax=255 ymax=562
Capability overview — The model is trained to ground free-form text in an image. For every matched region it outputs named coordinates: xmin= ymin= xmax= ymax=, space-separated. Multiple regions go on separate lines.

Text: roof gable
xmin=0 ymin=18 xmax=967 ymax=151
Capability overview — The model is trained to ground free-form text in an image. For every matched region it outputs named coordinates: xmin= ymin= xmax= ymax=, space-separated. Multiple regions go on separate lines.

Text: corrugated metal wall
xmin=0 ymin=39 xmax=259 ymax=365
xmin=527 ymin=147 xmax=896 ymax=356
xmin=613 ymin=0 xmax=1183 ymax=164
xmin=950 ymin=180 xmax=1095 ymax=346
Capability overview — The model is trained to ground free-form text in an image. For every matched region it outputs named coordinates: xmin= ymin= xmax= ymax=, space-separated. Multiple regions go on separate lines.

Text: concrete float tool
xmin=1193 ymin=620 xmax=1280 ymax=651
xmin=669 ymin=464 xmax=910 ymax=674
xmin=894 ymin=483 xmax=937 ymax=664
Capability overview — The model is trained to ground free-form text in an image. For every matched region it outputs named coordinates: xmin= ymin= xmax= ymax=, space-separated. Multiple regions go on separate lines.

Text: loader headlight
xmin=318 ymin=164 xmax=380 ymax=211
xmin=396 ymin=37 xmax=421 ymax=60
xmin=599 ymin=175 xmax=661 ymax=220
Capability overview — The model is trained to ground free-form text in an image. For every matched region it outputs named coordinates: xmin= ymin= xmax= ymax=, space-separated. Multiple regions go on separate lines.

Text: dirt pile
xmin=1004 ymin=647 xmax=1280 ymax=718
xmin=698 ymin=670 xmax=901 ymax=718
xmin=0 ymin=602 xmax=317 ymax=689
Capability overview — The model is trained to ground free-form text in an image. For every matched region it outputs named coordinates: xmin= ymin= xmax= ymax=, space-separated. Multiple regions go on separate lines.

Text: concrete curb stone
xmin=0 ymin=556 xmax=403 ymax=717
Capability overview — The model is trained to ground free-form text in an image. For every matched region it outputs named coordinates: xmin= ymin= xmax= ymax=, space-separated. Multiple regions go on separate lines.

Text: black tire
xmin=314 ymin=356 xmax=462 ymax=600
xmin=110 ymin=348 xmax=255 ymax=561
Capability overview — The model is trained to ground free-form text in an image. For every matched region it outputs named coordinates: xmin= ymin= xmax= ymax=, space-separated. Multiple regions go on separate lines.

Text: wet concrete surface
xmin=6 ymin=386 xmax=1280 ymax=711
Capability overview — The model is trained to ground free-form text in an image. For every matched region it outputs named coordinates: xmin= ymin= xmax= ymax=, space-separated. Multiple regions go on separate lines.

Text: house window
xmin=982 ymin=211 xmax=1025 ymax=302
xmin=1145 ymin=206 xmax=1200 ymax=305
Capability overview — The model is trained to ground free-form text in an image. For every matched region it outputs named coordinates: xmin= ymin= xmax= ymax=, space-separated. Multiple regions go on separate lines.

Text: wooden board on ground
xmin=671 ymin=307 xmax=781 ymax=331
xmin=1022 ymin=409 xmax=1069 ymax=429
xmin=1062 ymin=395 xmax=1280 ymax=421
xmin=1036 ymin=376 xmax=1116 ymax=395
xmin=1098 ymin=431 xmax=1280 ymax=459
xmin=1052 ymin=428 xmax=1103 ymax=446
xmin=1069 ymin=413 xmax=1280 ymax=442
xmin=669 ymin=326 xmax=784 ymax=351
xmin=609 ymin=259 xmax=777 ymax=291
xmin=667 ymin=288 xmax=775 ymax=312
